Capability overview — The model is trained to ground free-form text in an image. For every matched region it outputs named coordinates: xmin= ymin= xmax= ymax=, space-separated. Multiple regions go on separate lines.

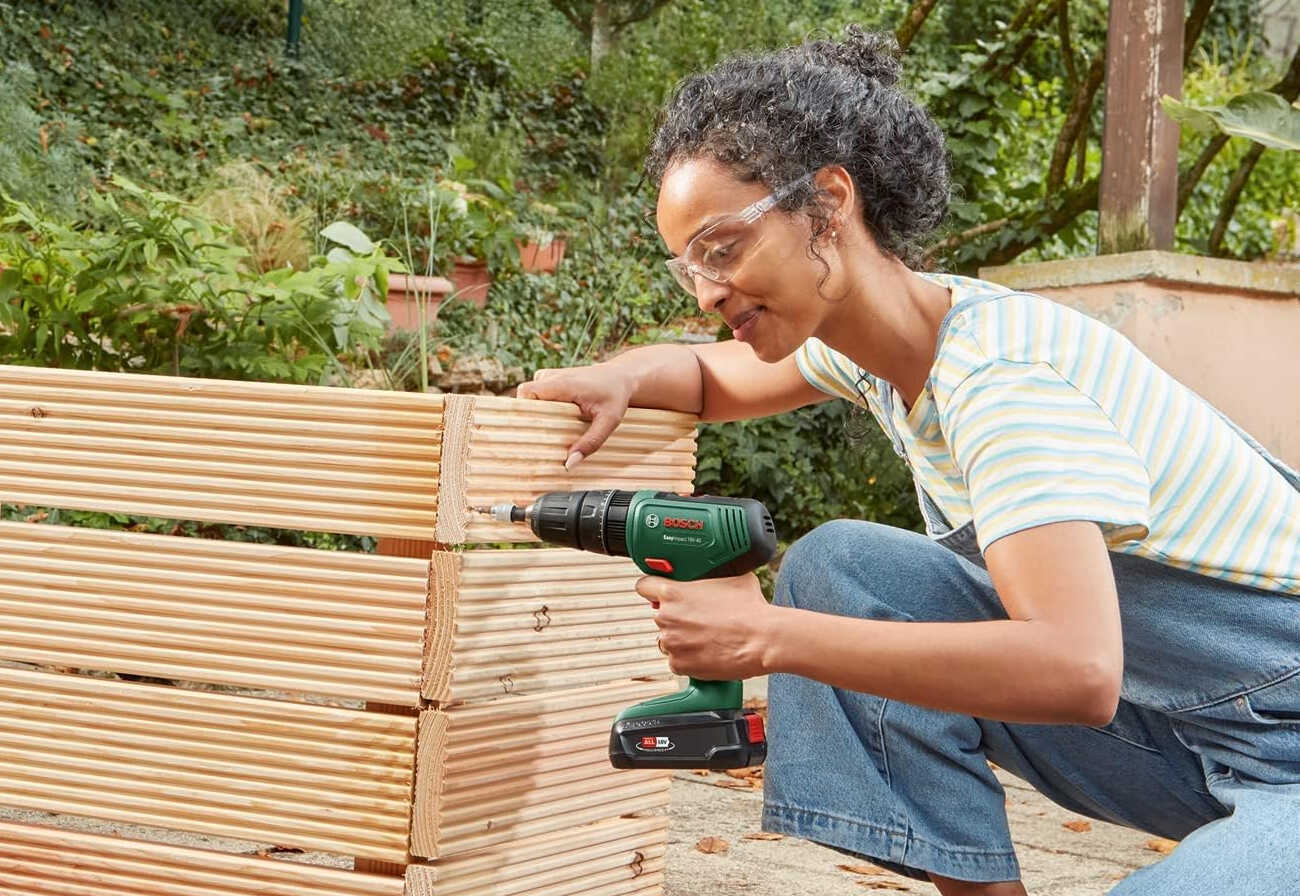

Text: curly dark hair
xmin=646 ymin=26 xmax=949 ymax=269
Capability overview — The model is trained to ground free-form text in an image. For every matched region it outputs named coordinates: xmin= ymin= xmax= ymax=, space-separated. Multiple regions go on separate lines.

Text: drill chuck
xmin=524 ymin=489 xmax=633 ymax=556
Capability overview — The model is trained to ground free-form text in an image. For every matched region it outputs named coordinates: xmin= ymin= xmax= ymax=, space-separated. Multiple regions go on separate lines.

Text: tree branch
xmin=611 ymin=0 xmax=674 ymax=29
xmin=1047 ymin=51 xmax=1105 ymax=191
xmin=982 ymin=177 xmax=1100 ymax=267
xmin=1057 ymin=0 xmax=1077 ymax=85
xmin=1008 ymin=0 xmax=1048 ymax=33
xmin=548 ymin=0 xmax=590 ymax=39
xmin=925 ymin=177 xmax=1100 ymax=269
xmin=897 ymin=0 xmax=941 ymax=52
xmin=991 ymin=0 xmax=1061 ymax=78
xmin=922 ymin=217 xmax=1011 ymax=265
xmin=979 ymin=0 xmax=1048 ymax=72
xmin=1207 ymin=141 xmax=1265 ymax=256
xmin=1183 ymin=0 xmax=1214 ymax=68
xmin=1178 ymin=134 xmax=1230 ymax=213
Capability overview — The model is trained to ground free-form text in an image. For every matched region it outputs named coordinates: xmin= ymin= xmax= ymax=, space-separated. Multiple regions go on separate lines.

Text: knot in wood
xmin=532 ymin=604 xmax=551 ymax=632
xmin=30 ymin=406 xmax=46 ymax=419
xmin=499 ymin=674 xmax=514 ymax=693
xmin=630 ymin=850 xmax=645 ymax=876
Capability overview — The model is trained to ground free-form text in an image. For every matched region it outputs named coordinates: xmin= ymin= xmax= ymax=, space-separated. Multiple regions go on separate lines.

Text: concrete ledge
xmin=981 ymin=250 xmax=1300 ymax=298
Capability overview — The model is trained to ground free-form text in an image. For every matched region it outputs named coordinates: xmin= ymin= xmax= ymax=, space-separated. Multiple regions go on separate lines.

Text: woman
xmin=518 ymin=27 xmax=1300 ymax=896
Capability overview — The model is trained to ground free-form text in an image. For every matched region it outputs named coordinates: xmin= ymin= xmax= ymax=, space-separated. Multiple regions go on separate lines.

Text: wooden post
xmin=1098 ymin=0 xmax=1185 ymax=254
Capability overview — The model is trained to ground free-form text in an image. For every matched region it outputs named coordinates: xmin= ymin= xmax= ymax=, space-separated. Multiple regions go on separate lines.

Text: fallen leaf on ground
xmin=838 ymin=863 xmax=886 ymax=875
xmin=695 ymin=836 xmax=729 ymax=854
xmin=1145 ymin=837 xmax=1177 ymax=855
xmin=743 ymin=832 xmax=784 ymax=841
xmin=1063 ymin=819 xmax=1093 ymax=833
xmin=690 ymin=769 xmax=711 ymax=777
xmin=713 ymin=780 xmax=756 ymax=789
xmin=856 ymin=880 xmax=910 ymax=891
xmin=725 ymin=766 xmax=762 ymax=779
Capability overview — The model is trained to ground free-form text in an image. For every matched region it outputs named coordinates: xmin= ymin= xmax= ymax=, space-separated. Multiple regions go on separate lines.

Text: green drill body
xmin=484 ymin=489 xmax=776 ymax=768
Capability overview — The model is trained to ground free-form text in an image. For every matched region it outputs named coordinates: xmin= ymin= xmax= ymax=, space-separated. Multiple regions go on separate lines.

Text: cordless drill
xmin=478 ymin=489 xmax=777 ymax=769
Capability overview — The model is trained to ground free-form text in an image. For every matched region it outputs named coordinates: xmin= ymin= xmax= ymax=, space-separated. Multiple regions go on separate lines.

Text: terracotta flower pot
xmin=515 ymin=238 xmax=567 ymax=274
xmin=449 ymin=259 xmax=492 ymax=307
xmin=385 ymin=273 xmax=453 ymax=331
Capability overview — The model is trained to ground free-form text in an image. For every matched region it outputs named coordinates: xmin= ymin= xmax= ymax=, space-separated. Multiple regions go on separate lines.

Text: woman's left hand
xmin=635 ymin=572 xmax=774 ymax=680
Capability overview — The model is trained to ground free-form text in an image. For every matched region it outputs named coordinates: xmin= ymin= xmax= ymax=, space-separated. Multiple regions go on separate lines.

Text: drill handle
xmin=613 ymin=678 xmax=742 ymax=721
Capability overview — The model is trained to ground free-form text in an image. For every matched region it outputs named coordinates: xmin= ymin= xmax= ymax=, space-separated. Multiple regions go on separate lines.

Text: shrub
xmin=0 ymin=178 xmax=398 ymax=385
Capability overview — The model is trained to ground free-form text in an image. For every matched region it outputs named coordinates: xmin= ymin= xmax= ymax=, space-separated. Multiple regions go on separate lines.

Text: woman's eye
xmin=703 ymin=242 xmax=736 ymax=265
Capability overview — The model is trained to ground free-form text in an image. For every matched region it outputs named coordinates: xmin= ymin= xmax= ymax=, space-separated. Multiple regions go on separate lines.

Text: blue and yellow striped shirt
xmin=795 ymin=272 xmax=1300 ymax=595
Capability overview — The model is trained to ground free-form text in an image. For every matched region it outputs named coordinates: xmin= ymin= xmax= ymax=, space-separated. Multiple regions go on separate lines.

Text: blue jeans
xmin=761 ymin=520 xmax=1300 ymax=893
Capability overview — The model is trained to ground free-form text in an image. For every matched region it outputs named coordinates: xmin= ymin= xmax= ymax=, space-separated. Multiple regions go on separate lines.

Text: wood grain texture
xmin=0 ymin=520 xmax=430 ymax=705
xmin=434 ymin=395 xmax=697 ymax=544
xmin=424 ymin=549 xmax=668 ymax=703
xmin=0 ymin=666 xmax=416 ymax=863
xmin=412 ymin=680 xmax=673 ymax=859
xmin=406 ymin=815 xmax=666 ymax=894
xmin=0 ymin=365 xmax=442 ymax=538
xmin=0 ymin=818 xmax=405 ymax=896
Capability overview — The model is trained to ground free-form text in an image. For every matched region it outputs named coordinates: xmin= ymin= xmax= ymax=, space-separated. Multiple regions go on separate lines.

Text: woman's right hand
xmin=516 ymin=363 xmax=634 ymax=469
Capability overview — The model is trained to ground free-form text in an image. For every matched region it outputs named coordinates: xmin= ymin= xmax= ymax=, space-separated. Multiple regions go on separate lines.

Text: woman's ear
xmin=812 ymin=165 xmax=856 ymax=225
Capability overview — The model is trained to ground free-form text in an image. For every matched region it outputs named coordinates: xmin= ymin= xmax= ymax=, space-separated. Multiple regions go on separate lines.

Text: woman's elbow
xmin=1070 ymin=656 xmax=1123 ymax=727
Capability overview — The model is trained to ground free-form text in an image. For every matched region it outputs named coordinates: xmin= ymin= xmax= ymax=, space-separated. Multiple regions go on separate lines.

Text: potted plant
xmin=514 ymin=201 xmax=566 ymax=273
xmin=429 ymin=177 xmax=515 ymax=307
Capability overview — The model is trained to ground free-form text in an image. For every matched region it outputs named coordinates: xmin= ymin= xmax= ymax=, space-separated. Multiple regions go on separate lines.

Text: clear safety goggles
xmin=664 ymin=174 xmax=811 ymax=297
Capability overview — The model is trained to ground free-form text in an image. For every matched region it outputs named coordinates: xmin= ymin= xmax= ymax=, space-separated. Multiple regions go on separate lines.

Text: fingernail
xmin=564 ymin=451 xmax=584 ymax=470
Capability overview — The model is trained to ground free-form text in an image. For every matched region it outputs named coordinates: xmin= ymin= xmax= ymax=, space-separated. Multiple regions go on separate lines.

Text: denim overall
xmin=762 ymin=292 xmax=1300 ymax=892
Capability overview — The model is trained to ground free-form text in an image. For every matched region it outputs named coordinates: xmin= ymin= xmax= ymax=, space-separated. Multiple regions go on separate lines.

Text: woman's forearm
xmin=599 ymin=343 xmax=706 ymax=415
xmin=760 ymin=606 xmax=1118 ymax=726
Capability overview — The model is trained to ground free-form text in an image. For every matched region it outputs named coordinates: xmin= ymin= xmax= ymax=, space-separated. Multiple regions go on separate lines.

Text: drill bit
xmin=470 ymin=504 xmax=527 ymax=522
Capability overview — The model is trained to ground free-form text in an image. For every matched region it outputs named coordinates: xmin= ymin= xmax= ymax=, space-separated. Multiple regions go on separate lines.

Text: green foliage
xmin=1 ymin=502 xmax=374 ymax=551
xmin=1163 ymin=91 xmax=1300 ymax=151
xmin=0 ymin=177 xmax=398 ymax=384
xmin=434 ymin=185 xmax=695 ymax=371
xmin=0 ymin=61 xmax=91 ymax=218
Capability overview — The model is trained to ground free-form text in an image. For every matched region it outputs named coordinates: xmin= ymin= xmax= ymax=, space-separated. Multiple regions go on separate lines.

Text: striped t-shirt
xmin=795 ymin=272 xmax=1300 ymax=596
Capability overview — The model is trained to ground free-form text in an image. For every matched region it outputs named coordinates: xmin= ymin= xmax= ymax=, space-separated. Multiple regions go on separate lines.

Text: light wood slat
xmin=412 ymin=680 xmax=673 ymax=859
xmin=434 ymin=395 xmax=697 ymax=543
xmin=409 ymin=857 xmax=664 ymax=896
xmin=0 ymin=667 xmax=415 ymax=863
xmin=424 ymin=549 xmax=666 ymax=703
xmin=0 ymin=365 xmax=441 ymax=537
xmin=0 ymin=521 xmax=429 ymax=705
xmin=0 ymin=819 xmax=404 ymax=896
xmin=409 ymin=815 xmax=666 ymax=895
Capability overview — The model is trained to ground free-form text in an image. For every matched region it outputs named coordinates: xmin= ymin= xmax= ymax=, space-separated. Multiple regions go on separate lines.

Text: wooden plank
xmin=434 ymin=395 xmax=697 ymax=544
xmin=412 ymin=680 xmax=673 ymax=859
xmin=0 ymin=818 xmax=404 ymax=896
xmin=0 ymin=666 xmax=415 ymax=864
xmin=0 ymin=366 xmax=442 ymax=538
xmin=0 ymin=521 xmax=429 ymax=705
xmin=1098 ymin=0 xmax=1184 ymax=252
xmin=424 ymin=549 xmax=666 ymax=703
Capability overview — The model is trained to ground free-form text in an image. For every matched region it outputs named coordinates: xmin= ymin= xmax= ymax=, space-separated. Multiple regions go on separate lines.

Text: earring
xmin=830 ymin=229 xmax=839 ymax=242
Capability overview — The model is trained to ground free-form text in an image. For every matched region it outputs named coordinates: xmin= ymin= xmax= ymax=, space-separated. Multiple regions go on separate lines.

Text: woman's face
xmin=657 ymin=157 xmax=836 ymax=363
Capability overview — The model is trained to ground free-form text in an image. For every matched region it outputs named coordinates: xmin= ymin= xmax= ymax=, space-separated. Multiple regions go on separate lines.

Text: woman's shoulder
xmin=927 ymin=273 xmax=1115 ymax=365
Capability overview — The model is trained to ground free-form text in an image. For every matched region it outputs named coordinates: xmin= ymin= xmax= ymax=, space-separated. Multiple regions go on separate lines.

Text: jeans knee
xmin=774 ymin=519 xmax=991 ymax=623
xmin=775 ymin=519 xmax=916 ymax=616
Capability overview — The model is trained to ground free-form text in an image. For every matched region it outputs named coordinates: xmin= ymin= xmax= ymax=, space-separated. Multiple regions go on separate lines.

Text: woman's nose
xmin=694 ymin=275 xmax=730 ymax=314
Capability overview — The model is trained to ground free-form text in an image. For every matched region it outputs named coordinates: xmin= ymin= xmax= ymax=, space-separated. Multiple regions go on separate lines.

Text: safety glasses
xmin=664 ymin=174 xmax=811 ymax=297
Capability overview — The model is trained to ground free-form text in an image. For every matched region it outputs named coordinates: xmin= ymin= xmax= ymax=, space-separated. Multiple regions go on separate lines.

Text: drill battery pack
xmin=609 ymin=708 xmax=767 ymax=770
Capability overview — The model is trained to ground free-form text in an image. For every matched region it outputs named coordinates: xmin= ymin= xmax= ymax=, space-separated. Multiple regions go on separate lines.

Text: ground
xmin=665 ymin=766 xmax=1170 ymax=895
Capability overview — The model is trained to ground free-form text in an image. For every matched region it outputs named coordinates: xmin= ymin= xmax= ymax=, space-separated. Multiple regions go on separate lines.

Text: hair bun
xmin=803 ymin=25 xmax=901 ymax=87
